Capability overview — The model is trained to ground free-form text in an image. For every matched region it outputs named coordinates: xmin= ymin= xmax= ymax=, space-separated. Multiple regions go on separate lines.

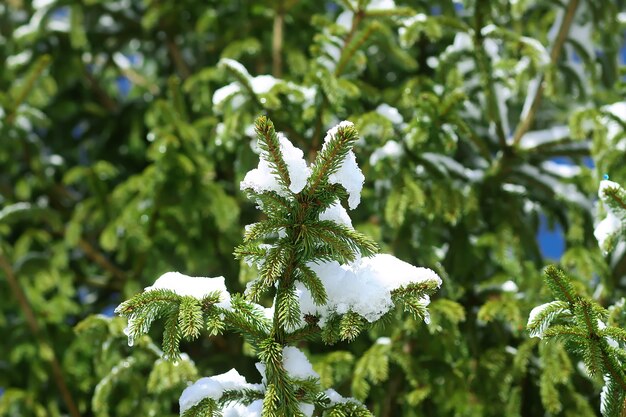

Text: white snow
xmin=221 ymin=400 xmax=263 ymax=417
xmin=249 ymin=75 xmax=279 ymax=95
xmin=145 ymin=272 xmax=232 ymax=310
xmin=319 ymin=201 xmax=353 ymax=228
xmin=367 ymin=0 xmax=395 ymax=10
xmin=282 ymin=346 xmax=319 ymax=380
xmin=517 ymin=164 xmax=590 ymax=209
xmin=297 ymin=254 xmax=441 ymax=325
xmin=595 ymin=212 xmax=621 ymax=250
xmin=336 ymin=10 xmax=353 ymax=31
xmin=322 ymin=121 xmax=365 ymax=209
xmin=501 ymin=280 xmax=519 ymax=292
xmin=600 ymin=374 xmax=610 ymax=415
xmin=595 ymin=180 xmax=625 ymax=250
xmin=541 ymin=161 xmax=581 ymax=178
xmin=376 ymin=337 xmax=391 ymax=345
xmin=179 ymin=369 xmax=260 ymax=414
xmin=527 ymin=301 xmax=569 ymax=339
xmin=219 ymin=58 xmax=250 ymax=77
xmin=213 ymin=83 xmax=242 ymax=107
xmin=299 ymin=403 xmax=315 ymax=417
xmin=376 ymin=104 xmax=403 ymax=125
xmin=241 ymin=132 xmax=311 ymax=196
xmin=369 ymin=140 xmax=403 ymax=165
xmin=518 ymin=126 xmax=569 ymax=150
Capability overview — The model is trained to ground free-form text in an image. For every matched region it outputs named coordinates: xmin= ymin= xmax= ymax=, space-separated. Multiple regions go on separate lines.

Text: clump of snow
xmin=299 ymin=403 xmax=315 ymax=417
xmin=595 ymin=180 xmax=626 ymax=250
xmin=213 ymin=84 xmax=242 ymax=107
xmin=336 ymin=10 xmax=353 ymax=31
xmin=249 ymin=75 xmax=279 ymax=95
xmin=527 ymin=301 xmax=569 ymax=339
xmin=282 ymin=346 xmax=319 ymax=380
xmin=370 ymin=140 xmax=403 ymax=165
xmin=241 ymin=133 xmax=311 ymax=196
xmin=367 ymin=0 xmax=395 ymax=10
xmin=518 ymin=126 xmax=569 ymax=150
xmin=179 ymin=369 xmax=261 ymax=414
xmin=541 ymin=161 xmax=580 ymax=178
xmin=213 ymin=59 xmax=281 ymax=112
xmin=145 ymin=272 xmax=232 ymax=310
xmin=319 ymin=201 xmax=353 ymax=228
xmin=221 ymin=400 xmax=263 ymax=417
xmin=376 ymin=337 xmax=391 ymax=345
xmin=376 ymin=104 xmax=403 ymax=125
xmin=594 ymin=211 xmax=621 ymax=250
xmin=297 ymin=254 xmax=441 ymax=325
xmin=501 ymin=280 xmax=518 ymax=293
xmin=322 ymin=121 xmax=364 ymax=209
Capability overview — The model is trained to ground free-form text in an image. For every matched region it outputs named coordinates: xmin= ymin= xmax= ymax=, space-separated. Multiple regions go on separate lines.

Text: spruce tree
xmin=116 ymin=116 xmax=441 ymax=416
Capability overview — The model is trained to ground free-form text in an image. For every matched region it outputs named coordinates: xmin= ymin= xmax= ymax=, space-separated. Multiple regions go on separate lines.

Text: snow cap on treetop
xmin=241 ymin=131 xmax=310 ymax=196
xmin=321 ymin=121 xmax=365 ymax=209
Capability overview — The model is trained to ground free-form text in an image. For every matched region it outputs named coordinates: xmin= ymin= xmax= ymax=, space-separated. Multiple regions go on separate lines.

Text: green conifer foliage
xmin=3 ymin=0 xmax=626 ymax=415
xmin=116 ymin=116 xmax=441 ymax=416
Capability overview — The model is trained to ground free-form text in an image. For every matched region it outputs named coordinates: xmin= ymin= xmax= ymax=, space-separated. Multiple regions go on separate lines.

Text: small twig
xmin=272 ymin=1 xmax=285 ymax=78
xmin=77 ymin=238 xmax=127 ymax=282
xmin=512 ymin=0 xmax=580 ymax=147
xmin=165 ymin=35 xmax=191 ymax=80
xmin=6 ymin=55 xmax=51 ymax=125
xmin=84 ymin=68 xmax=118 ymax=112
xmin=0 ymin=252 xmax=82 ymax=417
xmin=473 ymin=0 xmax=507 ymax=150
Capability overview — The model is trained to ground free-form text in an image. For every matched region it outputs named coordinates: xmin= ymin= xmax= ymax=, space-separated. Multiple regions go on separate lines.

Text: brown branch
xmin=77 ymin=238 xmax=127 ymax=283
xmin=165 ymin=35 xmax=191 ymax=80
xmin=0 ymin=252 xmax=82 ymax=417
xmin=474 ymin=0 xmax=507 ymax=150
xmin=512 ymin=0 xmax=580 ymax=147
xmin=84 ymin=68 xmax=118 ymax=112
xmin=272 ymin=1 xmax=284 ymax=78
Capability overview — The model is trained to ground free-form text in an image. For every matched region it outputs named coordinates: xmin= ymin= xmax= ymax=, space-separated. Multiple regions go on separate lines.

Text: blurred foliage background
xmin=2 ymin=0 xmax=626 ymax=416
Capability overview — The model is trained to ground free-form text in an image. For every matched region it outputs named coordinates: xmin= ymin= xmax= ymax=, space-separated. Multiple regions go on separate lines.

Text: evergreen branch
xmin=0 ymin=252 xmax=83 ymax=417
xmin=178 ymin=297 xmax=204 ymax=340
xmin=604 ymin=186 xmax=626 ymax=212
xmin=162 ymin=306 xmax=182 ymax=359
xmin=473 ymin=0 xmax=507 ymax=150
xmin=181 ymin=397 xmax=219 ymax=417
xmin=285 ymin=323 xmax=322 ymax=344
xmin=296 ymin=264 xmax=328 ymax=305
xmin=335 ymin=20 xmax=380 ymax=77
xmin=255 ymin=116 xmax=292 ymax=190
xmin=243 ymin=219 xmax=287 ymax=242
xmin=307 ymin=123 xmax=360 ymax=197
xmin=512 ymin=0 xmax=580 ymax=147
xmin=6 ymin=55 xmax=52 ymax=125
xmin=544 ymin=265 xmax=577 ymax=305
xmin=259 ymin=245 xmax=291 ymax=288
